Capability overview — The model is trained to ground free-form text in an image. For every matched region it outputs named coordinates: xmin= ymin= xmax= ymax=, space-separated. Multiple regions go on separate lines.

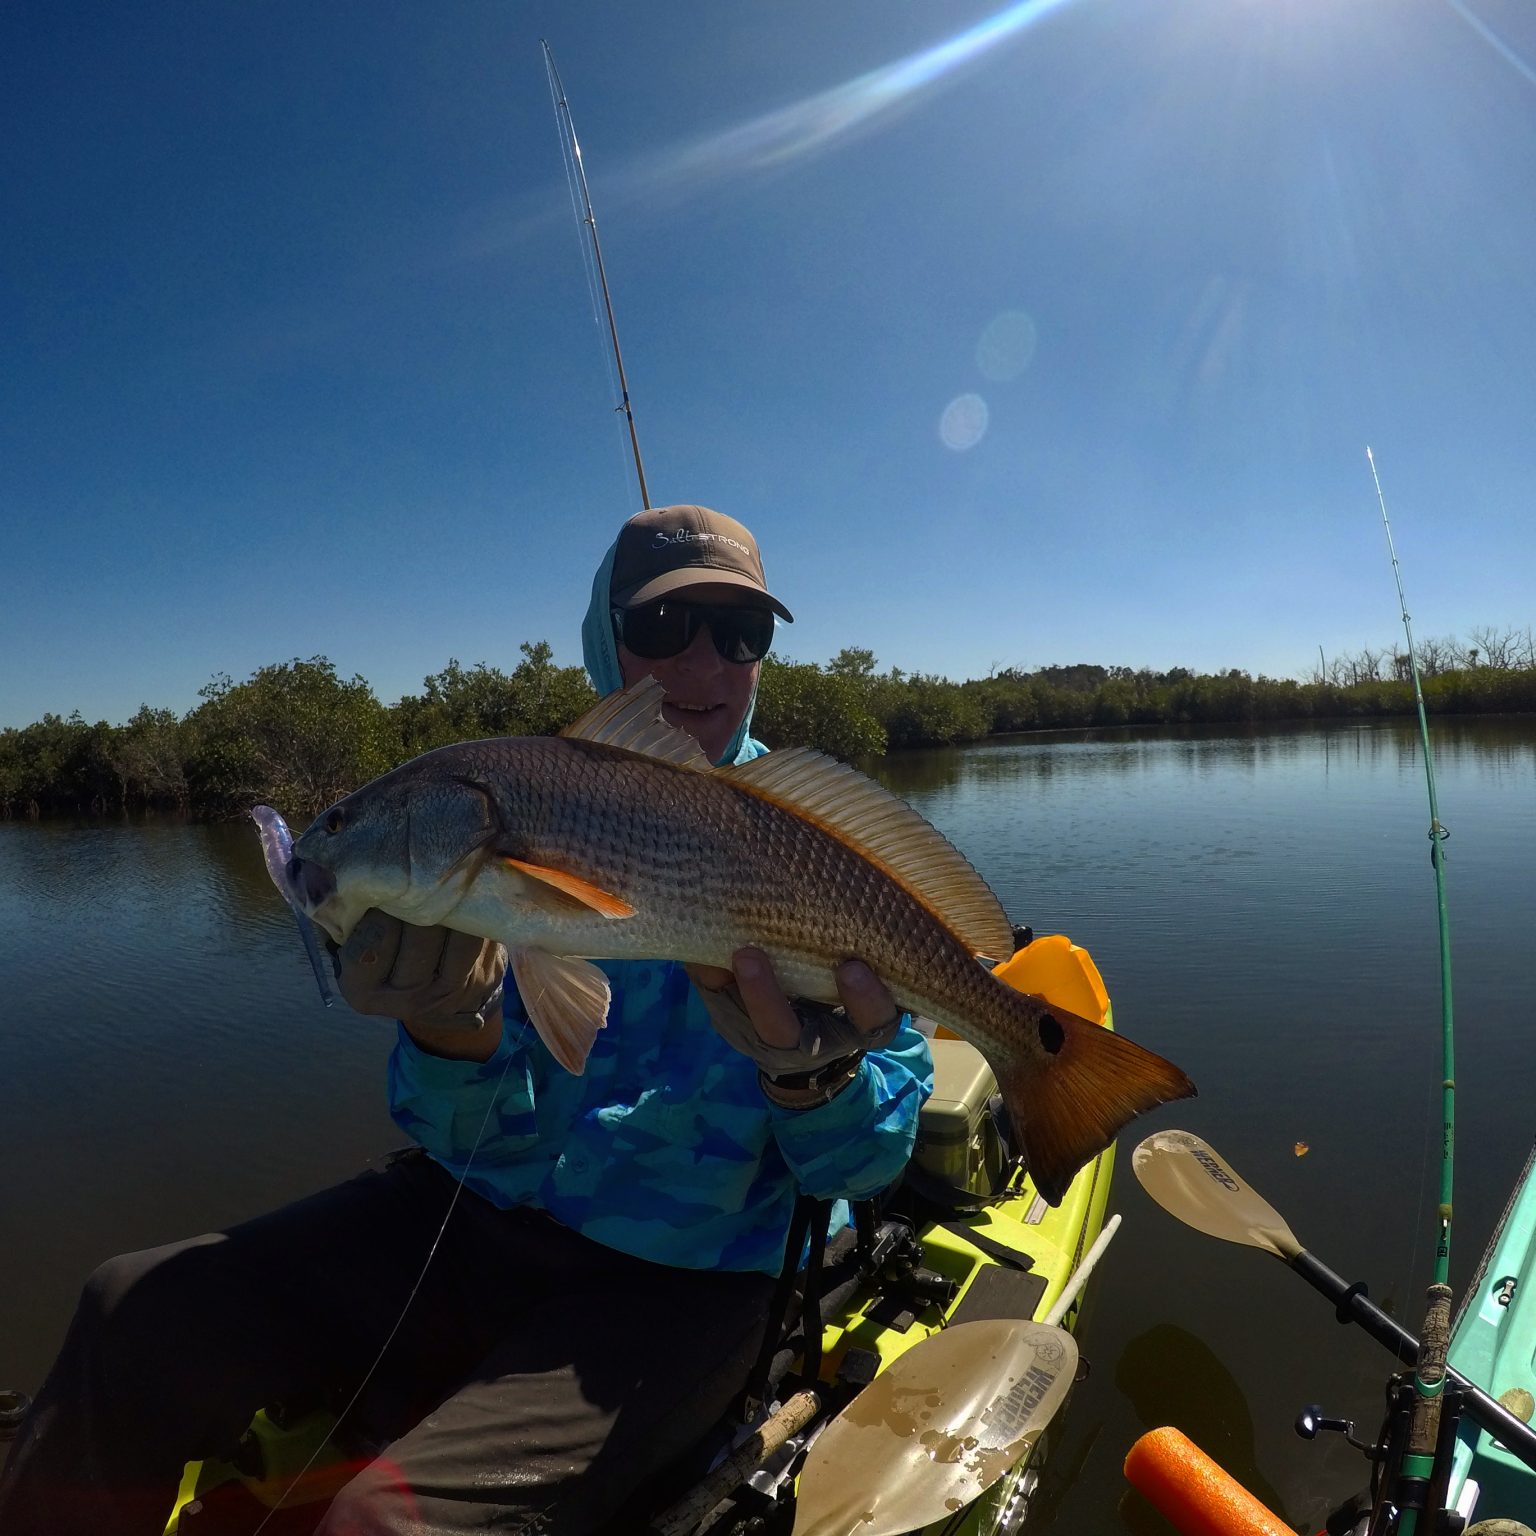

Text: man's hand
xmin=688 ymin=946 xmax=903 ymax=1080
xmin=333 ymin=909 xmax=507 ymax=1063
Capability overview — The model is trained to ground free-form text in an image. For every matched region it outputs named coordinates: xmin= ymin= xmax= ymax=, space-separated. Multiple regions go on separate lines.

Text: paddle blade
xmin=792 ymin=1320 xmax=1077 ymax=1536
xmin=1132 ymin=1131 xmax=1303 ymax=1262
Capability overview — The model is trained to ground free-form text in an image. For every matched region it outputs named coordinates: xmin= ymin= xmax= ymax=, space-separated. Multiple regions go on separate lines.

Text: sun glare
xmin=632 ymin=0 xmax=1080 ymax=195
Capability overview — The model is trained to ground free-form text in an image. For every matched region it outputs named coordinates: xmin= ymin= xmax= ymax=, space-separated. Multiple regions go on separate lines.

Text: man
xmin=0 ymin=505 xmax=934 ymax=1535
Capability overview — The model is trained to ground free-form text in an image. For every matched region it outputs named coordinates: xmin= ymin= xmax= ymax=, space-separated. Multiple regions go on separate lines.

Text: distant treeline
xmin=4 ymin=627 xmax=1535 ymax=820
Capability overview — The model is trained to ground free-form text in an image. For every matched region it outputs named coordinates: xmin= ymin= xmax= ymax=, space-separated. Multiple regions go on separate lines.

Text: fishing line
xmin=249 ymin=1021 xmax=525 ymax=1535
xmin=256 ymin=49 xmax=645 ymax=1531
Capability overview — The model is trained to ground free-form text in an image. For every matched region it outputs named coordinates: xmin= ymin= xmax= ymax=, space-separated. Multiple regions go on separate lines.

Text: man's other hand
xmin=687 ymin=946 xmax=902 ymax=1076
xmin=334 ymin=909 xmax=506 ymax=1062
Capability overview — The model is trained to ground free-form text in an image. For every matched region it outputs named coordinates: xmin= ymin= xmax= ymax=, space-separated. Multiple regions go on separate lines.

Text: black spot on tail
xmin=1038 ymin=1013 xmax=1065 ymax=1055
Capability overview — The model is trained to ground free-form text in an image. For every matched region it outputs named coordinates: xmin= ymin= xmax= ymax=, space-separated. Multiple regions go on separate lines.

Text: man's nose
xmin=674 ymin=623 xmax=723 ymax=674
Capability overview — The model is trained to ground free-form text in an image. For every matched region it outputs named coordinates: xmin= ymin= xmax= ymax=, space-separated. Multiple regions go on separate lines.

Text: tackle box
xmin=913 ymin=1036 xmax=1007 ymax=1195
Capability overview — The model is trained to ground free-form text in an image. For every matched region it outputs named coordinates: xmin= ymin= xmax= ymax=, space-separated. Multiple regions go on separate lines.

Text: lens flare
xmin=940 ymin=394 xmax=990 ymax=451
xmin=977 ymin=310 xmax=1039 ymax=381
xmin=632 ymin=0 xmax=1079 ymax=195
xmin=1446 ymin=0 xmax=1536 ymax=89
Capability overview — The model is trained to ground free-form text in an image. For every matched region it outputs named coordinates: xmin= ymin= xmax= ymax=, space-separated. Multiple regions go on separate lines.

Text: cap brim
xmin=615 ymin=567 xmax=794 ymax=622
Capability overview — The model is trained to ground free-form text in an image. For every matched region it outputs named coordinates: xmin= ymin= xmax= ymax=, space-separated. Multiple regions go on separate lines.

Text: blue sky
xmin=4 ymin=0 xmax=1534 ymax=729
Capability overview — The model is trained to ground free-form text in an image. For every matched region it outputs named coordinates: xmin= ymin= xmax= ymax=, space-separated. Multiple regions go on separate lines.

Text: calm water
xmin=2 ymin=716 xmax=1534 ymax=1532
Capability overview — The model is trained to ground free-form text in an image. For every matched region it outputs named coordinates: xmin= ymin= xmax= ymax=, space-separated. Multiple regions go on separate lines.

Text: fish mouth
xmin=306 ymin=902 xmax=352 ymax=946
xmin=289 ymin=855 xmax=337 ymax=913
xmin=286 ymin=856 xmax=352 ymax=943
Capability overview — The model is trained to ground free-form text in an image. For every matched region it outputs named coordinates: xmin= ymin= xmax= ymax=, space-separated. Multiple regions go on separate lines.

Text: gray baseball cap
xmin=608 ymin=505 xmax=794 ymax=621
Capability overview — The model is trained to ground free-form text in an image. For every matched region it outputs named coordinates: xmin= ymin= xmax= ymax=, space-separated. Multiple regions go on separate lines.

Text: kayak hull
xmin=1447 ymin=1137 xmax=1536 ymax=1526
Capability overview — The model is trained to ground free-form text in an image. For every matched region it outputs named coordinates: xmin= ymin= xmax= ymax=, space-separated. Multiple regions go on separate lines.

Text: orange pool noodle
xmin=1124 ymin=1426 xmax=1292 ymax=1536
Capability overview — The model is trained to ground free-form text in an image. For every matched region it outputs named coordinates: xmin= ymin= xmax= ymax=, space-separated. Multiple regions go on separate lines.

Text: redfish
xmin=287 ymin=679 xmax=1193 ymax=1202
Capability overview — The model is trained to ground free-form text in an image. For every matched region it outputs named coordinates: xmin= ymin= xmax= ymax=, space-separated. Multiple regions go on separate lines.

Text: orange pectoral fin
xmin=501 ymin=858 xmax=636 ymax=919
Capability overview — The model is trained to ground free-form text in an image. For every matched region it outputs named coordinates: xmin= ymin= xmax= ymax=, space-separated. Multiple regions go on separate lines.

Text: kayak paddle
xmin=1131 ymin=1130 xmax=1536 ymax=1475
xmin=791 ymin=1318 xmax=1077 ymax=1536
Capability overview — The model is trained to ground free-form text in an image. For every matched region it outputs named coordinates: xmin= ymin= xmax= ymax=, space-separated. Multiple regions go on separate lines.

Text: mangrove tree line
xmin=4 ymin=627 xmax=1535 ymax=819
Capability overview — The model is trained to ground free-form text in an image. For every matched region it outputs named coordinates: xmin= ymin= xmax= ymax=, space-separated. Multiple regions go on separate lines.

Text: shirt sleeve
xmin=765 ymin=1017 xmax=933 ymax=1200
xmin=387 ymin=1019 xmax=541 ymax=1175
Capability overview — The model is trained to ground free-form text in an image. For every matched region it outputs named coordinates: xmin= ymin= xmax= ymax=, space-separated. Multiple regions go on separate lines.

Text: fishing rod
xmin=542 ymin=41 xmax=651 ymax=510
xmin=1368 ymin=445 xmax=1458 ymax=1536
xmin=1369 ymin=444 xmax=1455 ymax=1286
xmin=1127 ymin=459 xmax=1474 ymax=1536
xmin=1131 ymin=1133 xmax=1536 ymax=1526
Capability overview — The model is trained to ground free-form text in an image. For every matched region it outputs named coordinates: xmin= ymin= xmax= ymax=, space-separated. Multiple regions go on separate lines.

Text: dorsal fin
xmin=722 ymin=748 xmax=1014 ymax=960
xmin=560 ymin=677 xmax=713 ymax=771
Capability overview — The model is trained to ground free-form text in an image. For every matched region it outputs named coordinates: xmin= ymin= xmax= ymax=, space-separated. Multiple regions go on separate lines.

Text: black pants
xmin=0 ymin=1151 xmax=776 ymax=1535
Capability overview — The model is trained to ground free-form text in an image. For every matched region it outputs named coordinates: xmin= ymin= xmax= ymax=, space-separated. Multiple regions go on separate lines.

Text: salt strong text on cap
xmin=609 ymin=506 xmax=794 ymax=622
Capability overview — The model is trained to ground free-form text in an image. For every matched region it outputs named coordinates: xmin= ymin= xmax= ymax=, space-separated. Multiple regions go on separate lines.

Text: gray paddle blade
xmin=1132 ymin=1130 xmax=1302 ymax=1261
xmin=792 ymin=1319 xmax=1078 ymax=1536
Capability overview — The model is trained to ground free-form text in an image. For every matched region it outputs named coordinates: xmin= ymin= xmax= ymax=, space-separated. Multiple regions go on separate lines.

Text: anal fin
xmin=510 ymin=949 xmax=612 ymax=1075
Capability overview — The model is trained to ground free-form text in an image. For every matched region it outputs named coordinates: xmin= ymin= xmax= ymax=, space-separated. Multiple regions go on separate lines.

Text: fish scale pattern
xmin=464 ymin=736 xmax=1031 ymax=1050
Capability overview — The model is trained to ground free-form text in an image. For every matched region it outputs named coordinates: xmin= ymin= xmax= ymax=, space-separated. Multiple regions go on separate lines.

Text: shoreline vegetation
xmin=4 ymin=628 xmax=1535 ymax=820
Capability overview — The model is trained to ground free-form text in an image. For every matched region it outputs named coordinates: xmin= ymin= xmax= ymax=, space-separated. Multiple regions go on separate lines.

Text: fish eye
xmin=324 ymin=808 xmax=346 ymax=835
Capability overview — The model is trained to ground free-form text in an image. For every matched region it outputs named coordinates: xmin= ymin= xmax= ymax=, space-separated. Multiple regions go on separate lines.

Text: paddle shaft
xmin=1291 ymin=1248 xmax=1536 ymax=1472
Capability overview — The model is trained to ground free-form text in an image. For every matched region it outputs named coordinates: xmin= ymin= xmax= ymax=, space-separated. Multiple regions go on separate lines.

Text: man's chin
xmin=661 ymin=702 xmax=727 ymax=759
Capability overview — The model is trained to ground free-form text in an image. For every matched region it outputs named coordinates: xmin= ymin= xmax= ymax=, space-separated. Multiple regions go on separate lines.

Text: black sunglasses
xmin=612 ymin=601 xmax=776 ymax=664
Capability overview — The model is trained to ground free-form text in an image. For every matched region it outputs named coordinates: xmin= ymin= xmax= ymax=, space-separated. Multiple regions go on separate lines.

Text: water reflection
xmin=876 ymin=718 xmax=1536 ymax=991
xmin=0 ymin=813 xmax=402 ymax=1407
xmin=876 ymin=716 xmax=1536 ymax=800
xmin=1116 ymin=1323 xmax=1289 ymax=1522
xmin=201 ymin=818 xmax=306 ymax=924
xmin=1 ymin=716 xmax=1533 ymax=1534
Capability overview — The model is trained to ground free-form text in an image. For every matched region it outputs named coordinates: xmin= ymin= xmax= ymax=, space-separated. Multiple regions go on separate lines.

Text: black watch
xmin=767 ymin=1052 xmax=864 ymax=1092
xmin=758 ymin=1052 xmax=865 ymax=1110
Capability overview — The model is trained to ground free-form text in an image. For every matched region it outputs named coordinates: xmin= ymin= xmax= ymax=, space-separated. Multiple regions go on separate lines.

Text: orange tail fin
xmin=999 ymin=1008 xmax=1195 ymax=1205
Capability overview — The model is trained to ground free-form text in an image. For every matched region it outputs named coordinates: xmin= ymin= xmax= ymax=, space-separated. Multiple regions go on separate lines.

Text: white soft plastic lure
xmin=252 ymin=804 xmax=335 ymax=1007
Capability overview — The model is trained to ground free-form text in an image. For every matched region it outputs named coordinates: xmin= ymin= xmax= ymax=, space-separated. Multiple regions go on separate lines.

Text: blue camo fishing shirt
xmin=388 ymin=969 xmax=933 ymax=1273
xmin=386 ymin=525 xmax=934 ymax=1273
